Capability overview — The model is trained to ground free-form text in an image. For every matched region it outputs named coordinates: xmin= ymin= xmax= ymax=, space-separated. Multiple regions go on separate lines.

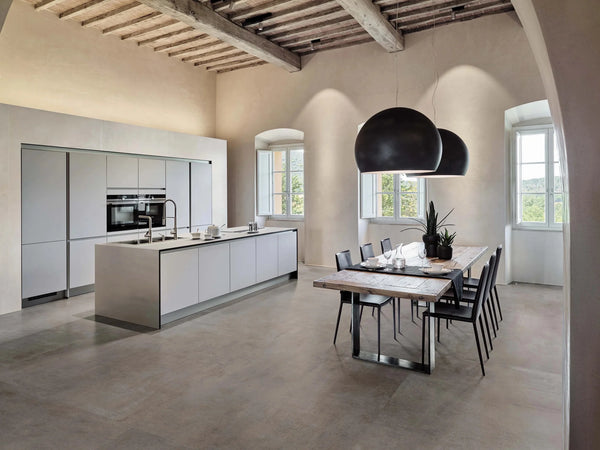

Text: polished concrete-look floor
xmin=0 ymin=264 xmax=563 ymax=449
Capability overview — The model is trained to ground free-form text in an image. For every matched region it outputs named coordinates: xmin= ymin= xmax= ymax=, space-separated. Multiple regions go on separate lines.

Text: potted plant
xmin=437 ymin=228 xmax=456 ymax=260
xmin=402 ymin=201 xmax=454 ymax=257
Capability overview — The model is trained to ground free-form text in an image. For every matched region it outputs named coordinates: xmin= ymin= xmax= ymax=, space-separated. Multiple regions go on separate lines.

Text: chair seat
xmin=442 ymin=289 xmax=476 ymax=303
xmin=463 ymin=276 xmax=479 ymax=288
xmin=425 ymin=302 xmax=473 ymax=320
xmin=341 ymin=291 xmax=392 ymax=307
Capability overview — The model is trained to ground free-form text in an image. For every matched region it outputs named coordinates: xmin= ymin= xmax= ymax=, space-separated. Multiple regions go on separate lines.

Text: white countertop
xmin=99 ymin=227 xmax=297 ymax=252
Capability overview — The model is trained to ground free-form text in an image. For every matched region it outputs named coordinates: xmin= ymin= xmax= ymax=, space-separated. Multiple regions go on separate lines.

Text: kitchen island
xmin=95 ymin=227 xmax=297 ymax=329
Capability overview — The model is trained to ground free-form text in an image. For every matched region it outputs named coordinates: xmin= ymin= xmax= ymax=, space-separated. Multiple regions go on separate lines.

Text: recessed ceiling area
xmin=23 ymin=0 xmax=514 ymax=73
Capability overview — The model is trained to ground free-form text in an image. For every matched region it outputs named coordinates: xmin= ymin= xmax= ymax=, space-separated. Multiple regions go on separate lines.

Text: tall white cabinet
xmin=191 ymin=162 xmax=212 ymax=228
xmin=166 ymin=160 xmax=190 ymax=232
xmin=21 ymin=149 xmax=67 ymax=300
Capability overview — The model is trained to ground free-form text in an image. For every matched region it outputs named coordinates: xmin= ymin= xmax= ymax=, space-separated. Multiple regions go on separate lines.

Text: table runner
xmin=347 ymin=264 xmax=463 ymax=303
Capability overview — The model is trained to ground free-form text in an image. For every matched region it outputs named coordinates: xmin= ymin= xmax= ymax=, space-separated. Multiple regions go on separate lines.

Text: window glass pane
xmin=273 ymin=194 xmax=287 ymax=215
xmin=400 ymin=177 xmax=417 ymax=193
xmin=521 ymin=193 xmax=546 ymax=223
xmin=291 ymin=194 xmax=304 ymax=215
xmin=519 ymin=132 xmax=546 ymax=163
xmin=554 ymin=194 xmax=564 ymax=223
xmin=273 ymin=151 xmax=286 ymax=171
xmin=377 ymin=193 xmax=394 ymax=217
xmin=520 ymin=164 xmax=546 ymax=193
xmin=554 ymin=134 xmax=560 ymax=162
xmin=377 ymin=173 xmax=394 ymax=193
xmin=399 ymin=193 xmax=418 ymax=218
xmin=290 ymin=149 xmax=304 ymax=171
xmin=291 ymin=172 xmax=303 ymax=193
xmin=554 ymin=162 xmax=562 ymax=192
xmin=273 ymin=172 xmax=287 ymax=194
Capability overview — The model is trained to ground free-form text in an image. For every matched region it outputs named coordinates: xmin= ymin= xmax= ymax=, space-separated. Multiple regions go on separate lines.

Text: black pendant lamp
xmin=354 ymin=107 xmax=442 ymax=173
xmin=413 ymin=128 xmax=469 ymax=177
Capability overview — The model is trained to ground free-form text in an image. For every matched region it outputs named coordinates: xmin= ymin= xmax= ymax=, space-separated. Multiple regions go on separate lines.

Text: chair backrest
xmin=335 ymin=250 xmax=353 ymax=272
xmin=489 ymin=245 xmax=502 ymax=289
xmin=470 ymin=258 xmax=493 ymax=321
xmin=360 ymin=243 xmax=374 ymax=262
xmin=381 ymin=238 xmax=392 ymax=253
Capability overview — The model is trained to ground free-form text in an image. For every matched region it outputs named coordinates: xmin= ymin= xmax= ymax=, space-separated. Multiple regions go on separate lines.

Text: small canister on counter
xmin=393 ymin=257 xmax=406 ymax=269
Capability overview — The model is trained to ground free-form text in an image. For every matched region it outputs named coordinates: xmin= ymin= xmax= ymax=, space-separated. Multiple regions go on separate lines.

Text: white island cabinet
xmin=96 ymin=228 xmax=297 ymax=329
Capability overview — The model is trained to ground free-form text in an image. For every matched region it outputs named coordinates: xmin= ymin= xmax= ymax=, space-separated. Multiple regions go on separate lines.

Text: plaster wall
xmin=513 ymin=0 xmax=600 ymax=446
xmin=217 ymin=12 xmax=546 ymax=276
xmin=0 ymin=103 xmax=227 ymax=316
xmin=0 ymin=0 xmax=216 ymax=136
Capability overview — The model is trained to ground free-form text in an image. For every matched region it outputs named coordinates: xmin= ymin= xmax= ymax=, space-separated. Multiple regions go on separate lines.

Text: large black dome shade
xmin=354 ymin=107 xmax=442 ymax=173
xmin=413 ymin=128 xmax=469 ymax=177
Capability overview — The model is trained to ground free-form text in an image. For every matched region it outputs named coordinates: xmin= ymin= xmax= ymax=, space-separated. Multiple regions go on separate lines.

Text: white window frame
xmin=361 ymin=173 xmax=426 ymax=224
xmin=511 ymin=124 xmax=562 ymax=231
xmin=256 ymin=144 xmax=304 ymax=220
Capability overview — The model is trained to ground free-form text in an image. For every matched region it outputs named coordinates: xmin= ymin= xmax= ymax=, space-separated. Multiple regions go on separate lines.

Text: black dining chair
xmin=464 ymin=245 xmax=503 ymax=327
xmin=421 ymin=260 xmax=493 ymax=376
xmin=334 ymin=250 xmax=395 ymax=359
xmin=380 ymin=238 xmax=392 ymax=254
xmin=439 ymin=251 xmax=499 ymax=357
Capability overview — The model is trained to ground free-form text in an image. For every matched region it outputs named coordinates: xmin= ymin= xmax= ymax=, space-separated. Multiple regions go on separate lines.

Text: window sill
xmin=368 ymin=218 xmax=424 ymax=226
xmin=268 ymin=216 xmax=304 ymax=222
xmin=512 ymin=225 xmax=563 ymax=232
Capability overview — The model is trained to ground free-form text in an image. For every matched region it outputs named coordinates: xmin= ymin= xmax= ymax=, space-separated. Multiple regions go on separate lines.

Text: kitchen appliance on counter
xmin=106 ymin=193 xmax=166 ymax=232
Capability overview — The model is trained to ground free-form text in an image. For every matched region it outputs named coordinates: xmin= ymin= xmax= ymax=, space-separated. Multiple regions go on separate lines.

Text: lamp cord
xmin=395 ymin=0 xmax=399 ymax=107
xmin=432 ymin=11 xmax=439 ymax=125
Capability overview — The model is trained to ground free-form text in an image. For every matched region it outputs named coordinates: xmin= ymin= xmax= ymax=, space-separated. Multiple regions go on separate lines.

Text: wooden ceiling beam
xmin=153 ymin=34 xmax=212 ymax=52
xmin=182 ymin=45 xmax=237 ymax=62
xmin=269 ymin=17 xmax=356 ymax=42
xmin=280 ymin=23 xmax=365 ymax=48
xmin=102 ymin=11 xmax=162 ymax=34
xmin=216 ymin=60 xmax=268 ymax=74
xmin=81 ymin=2 xmax=141 ymax=27
xmin=136 ymin=0 xmax=301 ymax=72
xmin=169 ymin=42 xmax=232 ymax=58
xmin=334 ymin=0 xmax=404 ymax=52
xmin=193 ymin=51 xmax=248 ymax=67
xmin=388 ymin=0 xmax=498 ymax=23
xmin=135 ymin=25 xmax=193 ymax=45
xmin=59 ymin=0 xmax=105 ymax=20
xmin=206 ymin=55 xmax=258 ymax=71
xmin=34 ymin=0 xmax=63 ymax=11
xmin=257 ymin=6 xmax=346 ymax=36
xmin=226 ymin=0 xmax=298 ymax=22
xmin=120 ymin=18 xmax=178 ymax=40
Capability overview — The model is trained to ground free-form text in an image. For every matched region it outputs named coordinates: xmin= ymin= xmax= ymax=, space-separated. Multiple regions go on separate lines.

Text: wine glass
xmin=383 ymin=248 xmax=393 ymax=270
xmin=418 ymin=244 xmax=427 ymax=269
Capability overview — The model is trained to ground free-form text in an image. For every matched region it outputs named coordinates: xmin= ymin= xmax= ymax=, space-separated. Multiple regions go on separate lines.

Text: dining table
xmin=313 ymin=243 xmax=488 ymax=374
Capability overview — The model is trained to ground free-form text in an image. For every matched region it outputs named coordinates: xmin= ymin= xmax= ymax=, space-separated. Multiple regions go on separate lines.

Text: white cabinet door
xmin=21 ymin=149 xmax=66 ymax=245
xmin=230 ymin=238 xmax=256 ymax=291
xmin=161 ymin=248 xmax=199 ymax=314
xmin=198 ymin=243 xmax=230 ymax=302
xmin=69 ymin=152 xmax=106 ymax=239
xmin=190 ymin=162 xmax=212 ymax=227
xmin=256 ymin=234 xmax=279 ymax=283
xmin=166 ymin=160 xmax=190 ymax=230
xmin=107 ymin=155 xmax=138 ymax=188
xmin=69 ymin=237 xmax=106 ymax=288
xmin=22 ymin=241 xmax=67 ymax=298
xmin=139 ymin=158 xmax=166 ymax=189
xmin=278 ymin=231 xmax=297 ymax=276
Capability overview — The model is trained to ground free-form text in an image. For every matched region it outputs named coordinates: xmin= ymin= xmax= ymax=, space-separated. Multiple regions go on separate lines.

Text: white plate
xmin=419 ymin=267 xmax=451 ymax=275
xmin=360 ymin=261 xmax=386 ymax=269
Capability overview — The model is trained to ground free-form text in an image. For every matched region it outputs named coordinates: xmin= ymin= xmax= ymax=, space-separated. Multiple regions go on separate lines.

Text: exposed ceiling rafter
xmin=334 ymin=0 xmax=404 ymax=52
xmin=136 ymin=0 xmax=301 ymax=72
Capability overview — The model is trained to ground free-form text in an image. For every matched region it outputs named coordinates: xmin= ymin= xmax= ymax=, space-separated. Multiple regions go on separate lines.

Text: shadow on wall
xmin=255 ymin=128 xmax=305 ymax=262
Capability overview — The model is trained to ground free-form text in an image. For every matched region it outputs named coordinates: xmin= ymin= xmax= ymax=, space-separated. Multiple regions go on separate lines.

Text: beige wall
xmin=513 ymin=0 xmax=600 ymax=447
xmin=0 ymin=0 xmax=216 ymax=136
xmin=217 ymin=12 xmax=546 ymax=276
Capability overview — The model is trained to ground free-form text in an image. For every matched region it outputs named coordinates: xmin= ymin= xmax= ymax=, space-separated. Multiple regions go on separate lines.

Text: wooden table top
xmin=313 ymin=245 xmax=488 ymax=303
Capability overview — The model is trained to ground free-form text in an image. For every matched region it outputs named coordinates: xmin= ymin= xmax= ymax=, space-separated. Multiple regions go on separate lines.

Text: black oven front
xmin=106 ymin=194 xmax=139 ymax=232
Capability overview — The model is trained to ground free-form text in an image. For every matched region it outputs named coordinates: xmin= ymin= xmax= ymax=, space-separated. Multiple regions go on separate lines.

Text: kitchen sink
xmin=118 ymin=236 xmax=184 ymax=245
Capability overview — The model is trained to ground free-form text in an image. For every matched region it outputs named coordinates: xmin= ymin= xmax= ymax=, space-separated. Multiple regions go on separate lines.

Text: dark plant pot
xmin=422 ymin=234 xmax=439 ymax=257
xmin=437 ymin=245 xmax=453 ymax=260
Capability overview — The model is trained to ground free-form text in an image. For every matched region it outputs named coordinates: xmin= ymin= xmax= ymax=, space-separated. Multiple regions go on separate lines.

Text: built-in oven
xmin=137 ymin=193 xmax=166 ymax=229
xmin=107 ymin=194 xmax=139 ymax=232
